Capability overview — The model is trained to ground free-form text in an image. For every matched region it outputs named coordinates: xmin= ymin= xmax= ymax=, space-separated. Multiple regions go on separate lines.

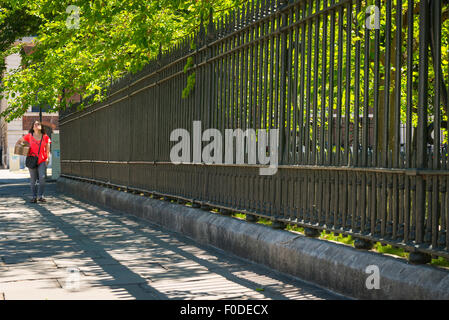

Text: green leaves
xmin=182 ymin=72 xmax=196 ymax=99
xmin=183 ymin=56 xmax=194 ymax=73
xmin=0 ymin=0 xmax=240 ymax=121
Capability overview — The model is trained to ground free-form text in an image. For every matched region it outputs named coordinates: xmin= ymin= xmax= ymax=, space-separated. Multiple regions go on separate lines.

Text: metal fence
xmin=60 ymin=0 xmax=449 ymax=260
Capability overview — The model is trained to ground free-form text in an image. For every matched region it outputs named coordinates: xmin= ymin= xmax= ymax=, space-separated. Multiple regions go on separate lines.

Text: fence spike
xmin=230 ymin=12 xmax=234 ymax=32
xmin=207 ymin=7 xmax=216 ymax=42
xmin=222 ymin=17 xmax=225 ymax=32
xmin=158 ymin=43 xmax=162 ymax=60
xmin=217 ymin=16 xmax=221 ymax=37
xmin=186 ymin=37 xmax=190 ymax=52
xmin=271 ymin=0 xmax=278 ymax=12
xmin=251 ymin=0 xmax=255 ymax=22
xmin=208 ymin=6 xmax=214 ymax=26
xmin=197 ymin=12 xmax=206 ymax=48
xmin=222 ymin=13 xmax=226 ymax=33
xmin=224 ymin=14 xmax=228 ymax=33
xmin=256 ymin=0 xmax=261 ymax=19
xmin=236 ymin=8 xmax=240 ymax=30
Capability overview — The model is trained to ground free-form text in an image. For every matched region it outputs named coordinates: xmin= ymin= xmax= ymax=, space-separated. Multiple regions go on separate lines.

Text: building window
xmin=30 ymin=105 xmax=50 ymax=113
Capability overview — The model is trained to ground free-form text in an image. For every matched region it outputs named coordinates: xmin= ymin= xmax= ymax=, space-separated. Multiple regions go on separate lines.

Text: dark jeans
xmin=29 ymin=162 xmax=46 ymax=199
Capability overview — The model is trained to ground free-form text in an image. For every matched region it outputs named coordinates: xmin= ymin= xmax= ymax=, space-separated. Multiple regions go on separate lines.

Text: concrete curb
xmin=57 ymin=177 xmax=449 ymax=300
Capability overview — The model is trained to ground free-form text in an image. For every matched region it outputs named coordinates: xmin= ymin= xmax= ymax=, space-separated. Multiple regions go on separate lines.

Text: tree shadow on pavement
xmin=0 ymin=177 xmax=344 ymax=300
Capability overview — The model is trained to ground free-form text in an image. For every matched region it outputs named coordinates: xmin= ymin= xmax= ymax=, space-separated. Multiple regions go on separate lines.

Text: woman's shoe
xmin=30 ymin=198 xmax=37 ymax=203
xmin=38 ymin=198 xmax=47 ymax=203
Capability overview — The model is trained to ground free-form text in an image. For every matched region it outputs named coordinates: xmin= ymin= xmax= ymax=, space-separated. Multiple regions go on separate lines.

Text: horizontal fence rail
xmin=60 ymin=0 xmax=449 ymax=260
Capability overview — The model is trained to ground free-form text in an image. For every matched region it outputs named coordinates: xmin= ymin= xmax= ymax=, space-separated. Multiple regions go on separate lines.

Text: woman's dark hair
xmin=29 ymin=121 xmax=46 ymax=135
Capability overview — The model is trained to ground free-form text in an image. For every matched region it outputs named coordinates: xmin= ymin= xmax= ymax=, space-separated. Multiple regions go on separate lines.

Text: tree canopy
xmin=0 ymin=2 xmax=41 ymax=83
xmin=0 ymin=0 xmax=244 ymax=121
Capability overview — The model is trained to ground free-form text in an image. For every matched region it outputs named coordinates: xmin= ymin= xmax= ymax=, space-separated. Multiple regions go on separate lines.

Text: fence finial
xmin=207 ymin=7 xmax=215 ymax=42
xmin=158 ymin=43 xmax=162 ymax=60
xmin=251 ymin=0 xmax=255 ymax=22
xmin=255 ymin=0 xmax=261 ymax=18
xmin=233 ymin=8 xmax=237 ymax=31
xmin=198 ymin=12 xmax=206 ymax=47
xmin=238 ymin=5 xmax=243 ymax=28
xmin=244 ymin=3 xmax=250 ymax=23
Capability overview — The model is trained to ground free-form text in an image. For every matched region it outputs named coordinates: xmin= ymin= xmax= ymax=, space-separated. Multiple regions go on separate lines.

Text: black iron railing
xmin=59 ymin=0 xmax=449 ymax=261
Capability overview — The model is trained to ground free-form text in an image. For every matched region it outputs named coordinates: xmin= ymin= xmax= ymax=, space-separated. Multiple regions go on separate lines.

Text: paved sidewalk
xmin=0 ymin=169 xmax=345 ymax=300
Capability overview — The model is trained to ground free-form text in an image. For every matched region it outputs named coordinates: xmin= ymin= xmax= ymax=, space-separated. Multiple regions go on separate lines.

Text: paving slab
xmin=1 ymin=279 xmax=145 ymax=300
xmin=0 ymin=169 xmax=344 ymax=300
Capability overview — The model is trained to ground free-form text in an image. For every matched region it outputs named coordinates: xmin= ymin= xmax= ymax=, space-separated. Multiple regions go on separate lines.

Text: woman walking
xmin=17 ymin=121 xmax=51 ymax=203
